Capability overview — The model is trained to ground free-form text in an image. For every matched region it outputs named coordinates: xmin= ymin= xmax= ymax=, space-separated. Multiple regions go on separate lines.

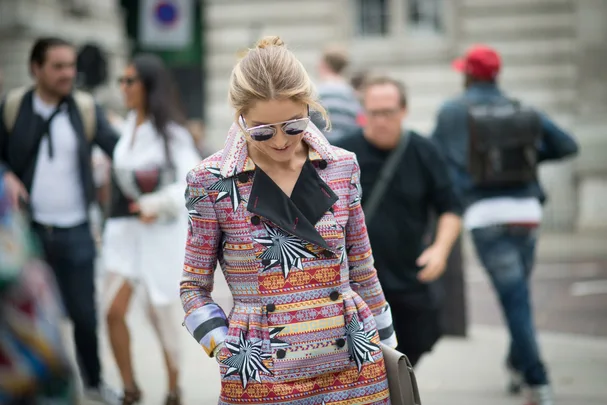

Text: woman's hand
xmin=129 ymin=201 xmax=158 ymax=224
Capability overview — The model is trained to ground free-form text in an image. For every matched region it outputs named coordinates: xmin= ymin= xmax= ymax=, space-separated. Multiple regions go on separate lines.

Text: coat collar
xmin=218 ymin=121 xmax=336 ymax=178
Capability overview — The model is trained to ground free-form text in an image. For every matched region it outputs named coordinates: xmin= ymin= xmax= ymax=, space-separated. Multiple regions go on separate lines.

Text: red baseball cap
xmin=452 ymin=45 xmax=501 ymax=80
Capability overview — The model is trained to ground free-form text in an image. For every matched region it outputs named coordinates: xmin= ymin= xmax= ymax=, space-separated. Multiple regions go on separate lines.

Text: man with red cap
xmin=432 ymin=44 xmax=579 ymax=405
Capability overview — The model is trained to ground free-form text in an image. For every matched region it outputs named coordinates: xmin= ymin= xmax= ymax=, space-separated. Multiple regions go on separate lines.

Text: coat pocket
xmin=217 ymin=306 xmax=274 ymax=389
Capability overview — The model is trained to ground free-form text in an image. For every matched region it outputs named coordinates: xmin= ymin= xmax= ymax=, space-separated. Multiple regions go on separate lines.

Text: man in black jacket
xmin=0 ymin=37 xmax=119 ymax=403
xmin=335 ymin=76 xmax=462 ymax=367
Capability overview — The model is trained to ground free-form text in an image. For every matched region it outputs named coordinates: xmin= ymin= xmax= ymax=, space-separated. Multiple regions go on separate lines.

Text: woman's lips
xmin=271 ymin=144 xmax=291 ymax=152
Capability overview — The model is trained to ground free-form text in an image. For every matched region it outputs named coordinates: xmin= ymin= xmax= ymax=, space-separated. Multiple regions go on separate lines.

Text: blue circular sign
xmin=154 ymin=1 xmax=179 ymax=26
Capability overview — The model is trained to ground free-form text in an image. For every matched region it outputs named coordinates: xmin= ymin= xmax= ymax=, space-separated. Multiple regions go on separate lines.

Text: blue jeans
xmin=471 ymin=225 xmax=548 ymax=386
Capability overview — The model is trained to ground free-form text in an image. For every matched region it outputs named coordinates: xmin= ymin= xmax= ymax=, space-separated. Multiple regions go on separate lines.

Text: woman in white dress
xmin=102 ymin=54 xmax=201 ymax=405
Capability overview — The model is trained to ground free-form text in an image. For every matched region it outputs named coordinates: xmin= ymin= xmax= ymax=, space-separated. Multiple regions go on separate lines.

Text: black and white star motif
xmin=221 ymin=331 xmax=272 ymax=389
xmin=339 ymin=245 xmax=353 ymax=266
xmin=207 ymin=167 xmax=243 ymax=212
xmin=346 ymin=315 xmax=380 ymax=372
xmin=269 ymin=327 xmax=289 ymax=349
xmin=185 ymin=189 xmax=207 ymax=232
xmin=350 ymin=179 xmax=362 ymax=207
xmin=254 ymin=223 xmax=317 ymax=279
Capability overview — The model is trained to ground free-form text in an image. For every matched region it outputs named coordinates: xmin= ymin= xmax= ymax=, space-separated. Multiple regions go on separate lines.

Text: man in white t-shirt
xmin=432 ymin=45 xmax=579 ymax=405
xmin=0 ymin=37 xmax=119 ymax=404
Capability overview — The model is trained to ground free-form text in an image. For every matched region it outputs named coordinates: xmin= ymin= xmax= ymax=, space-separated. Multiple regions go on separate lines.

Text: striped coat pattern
xmin=181 ymin=123 xmax=397 ymax=405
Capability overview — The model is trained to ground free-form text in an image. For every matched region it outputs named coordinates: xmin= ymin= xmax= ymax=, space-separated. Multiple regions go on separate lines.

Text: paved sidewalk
xmin=415 ymin=326 xmax=607 ymax=405
xmin=64 ymin=271 xmax=606 ymax=405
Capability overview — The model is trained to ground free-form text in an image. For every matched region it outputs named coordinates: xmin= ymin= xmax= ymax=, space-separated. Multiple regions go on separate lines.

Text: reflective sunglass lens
xmin=283 ymin=120 xmax=308 ymax=135
xmin=250 ymin=127 xmax=275 ymax=141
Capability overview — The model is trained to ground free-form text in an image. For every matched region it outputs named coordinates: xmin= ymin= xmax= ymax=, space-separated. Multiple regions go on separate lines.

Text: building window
xmin=407 ymin=0 xmax=443 ymax=35
xmin=355 ymin=0 xmax=389 ymax=37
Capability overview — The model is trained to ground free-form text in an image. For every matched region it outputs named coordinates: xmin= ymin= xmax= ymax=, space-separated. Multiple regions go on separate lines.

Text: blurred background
xmin=0 ymin=0 xmax=606 ymax=404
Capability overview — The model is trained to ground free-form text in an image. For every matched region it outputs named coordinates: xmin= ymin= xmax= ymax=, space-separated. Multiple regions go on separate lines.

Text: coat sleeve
xmin=345 ymin=156 xmax=398 ymax=348
xmin=180 ymin=167 xmax=228 ymax=357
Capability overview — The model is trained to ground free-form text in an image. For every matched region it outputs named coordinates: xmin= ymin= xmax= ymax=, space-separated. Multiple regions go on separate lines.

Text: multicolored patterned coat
xmin=181 ymin=123 xmax=397 ymax=405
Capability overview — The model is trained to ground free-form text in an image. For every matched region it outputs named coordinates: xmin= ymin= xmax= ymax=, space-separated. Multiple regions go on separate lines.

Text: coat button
xmin=262 ymin=259 xmax=271 ymax=266
xmin=266 ymin=303 xmax=276 ymax=312
xmin=238 ymin=172 xmax=249 ymax=183
xmin=276 ymin=349 xmax=286 ymax=359
xmin=318 ymin=160 xmax=328 ymax=170
xmin=251 ymin=215 xmax=261 ymax=225
xmin=336 ymin=338 xmax=346 ymax=348
xmin=329 ymin=291 xmax=340 ymax=301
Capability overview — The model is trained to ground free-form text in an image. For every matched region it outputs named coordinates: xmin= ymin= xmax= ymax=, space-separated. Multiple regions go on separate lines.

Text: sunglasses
xmin=118 ymin=76 xmax=139 ymax=86
xmin=241 ymin=108 xmax=310 ymax=142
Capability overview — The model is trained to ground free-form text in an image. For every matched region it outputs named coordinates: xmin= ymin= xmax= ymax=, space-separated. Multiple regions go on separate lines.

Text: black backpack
xmin=467 ymin=99 xmax=542 ymax=188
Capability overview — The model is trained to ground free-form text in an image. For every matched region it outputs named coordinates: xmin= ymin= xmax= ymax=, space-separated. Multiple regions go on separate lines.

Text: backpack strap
xmin=72 ymin=90 xmax=96 ymax=142
xmin=2 ymin=87 xmax=29 ymax=133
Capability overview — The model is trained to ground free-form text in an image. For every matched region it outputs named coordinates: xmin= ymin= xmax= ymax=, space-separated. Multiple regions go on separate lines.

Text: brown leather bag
xmin=381 ymin=343 xmax=422 ymax=405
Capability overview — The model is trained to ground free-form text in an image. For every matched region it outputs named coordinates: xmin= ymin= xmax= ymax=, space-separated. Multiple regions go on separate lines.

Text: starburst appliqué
xmin=254 ymin=223 xmax=317 ymax=278
xmin=269 ymin=327 xmax=289 ymax=349
xmin=207 ymin=167 xmax=243 ymax=212
xmin=350 ymin=179 xmax=362 ymax=207
xmin=221 ymin=331 xmax=272 ymax=389
xmin=185 ymin=188 xmax=207 ymax=232
xmin=346 ymin=315 xmax=380 ymax=372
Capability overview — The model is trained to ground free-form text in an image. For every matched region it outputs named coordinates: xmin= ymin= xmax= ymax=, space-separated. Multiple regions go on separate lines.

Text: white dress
xmin=101 ymin=112 xmax=202 ymax=308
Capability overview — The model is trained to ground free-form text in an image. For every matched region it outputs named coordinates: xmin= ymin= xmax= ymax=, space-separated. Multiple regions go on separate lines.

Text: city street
xmin=68 ymin=247 xmax=607 ymax=404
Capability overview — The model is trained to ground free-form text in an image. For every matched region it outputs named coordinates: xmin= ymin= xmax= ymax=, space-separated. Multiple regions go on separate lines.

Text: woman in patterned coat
xmin=180 ymin=36 xmax=398 ymax=405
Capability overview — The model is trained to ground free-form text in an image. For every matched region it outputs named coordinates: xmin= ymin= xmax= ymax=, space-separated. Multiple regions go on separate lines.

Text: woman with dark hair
xmin=101 ymin=54 xmax=200 ymax=405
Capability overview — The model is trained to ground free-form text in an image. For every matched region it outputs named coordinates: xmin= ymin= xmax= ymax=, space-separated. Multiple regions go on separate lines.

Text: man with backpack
xmin=0 ymin=37 xmax=119 ymax=404
xmin=431 ymin=45 xmax=579 ymax=405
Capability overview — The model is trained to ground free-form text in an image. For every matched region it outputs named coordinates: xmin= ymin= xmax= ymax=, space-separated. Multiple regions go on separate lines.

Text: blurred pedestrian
xmin=335 ymin=76 xmax=462 ymax=367
xmin=0 ymin=36 xmax=119 ymax=404
xmin=311 ymin=45 xmax=362 ymax=141
xmin=102 ymin=53 xmax=201 ymax=405
xmin=350 ymin=70 xmax=370 ymax=127
xmin=0 ymin=167 xmax=77 ymax=404
xmin=181 ymin=36 xmax=397 ymax=405
xmin=432 ymin=45 xmax=579 ymax=405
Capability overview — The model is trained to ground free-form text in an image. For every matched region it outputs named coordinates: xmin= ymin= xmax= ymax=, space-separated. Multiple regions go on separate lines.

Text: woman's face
xmin=119 ymin=64 xmax=144 ymax=111
xmin=242 ymin=99 xmax=309 ymax=164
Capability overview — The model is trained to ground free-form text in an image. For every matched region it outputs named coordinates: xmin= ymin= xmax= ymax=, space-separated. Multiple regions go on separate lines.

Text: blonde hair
xmin=228 ymin=36 xmax=330 ymax=131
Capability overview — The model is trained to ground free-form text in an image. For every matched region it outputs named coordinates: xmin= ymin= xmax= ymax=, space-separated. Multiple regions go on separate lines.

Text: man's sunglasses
xmin=241 ymin=107 xmax=311 ymax=142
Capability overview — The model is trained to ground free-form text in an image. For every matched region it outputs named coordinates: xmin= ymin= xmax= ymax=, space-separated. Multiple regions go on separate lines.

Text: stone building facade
xmin=0 ymin=0 xmax=605 ymax=233
xmin=204 ymin=0 xmax=607 ymax=232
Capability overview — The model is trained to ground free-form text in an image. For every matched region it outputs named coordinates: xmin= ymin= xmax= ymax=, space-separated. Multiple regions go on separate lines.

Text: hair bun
xmin=256 ymin=36 xmax=285 ymax=49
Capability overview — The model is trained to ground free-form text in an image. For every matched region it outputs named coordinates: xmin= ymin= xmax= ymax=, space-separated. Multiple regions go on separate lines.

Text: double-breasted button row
xmin=318 ymin=160 xmax=328 ymax=170
xmin=251 ymin=215 xmax=261 ymax=225
xmin=276 ymin=349 xmax=286 ymax=359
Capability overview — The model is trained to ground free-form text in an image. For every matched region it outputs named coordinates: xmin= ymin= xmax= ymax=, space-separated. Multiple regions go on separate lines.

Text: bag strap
xmin=2 ymin=87 xmax=29 ymax=133
xmin=2 ymin=88 xmax=96 ymax=143
xmin=72 ymin=90 xmax=96 ymax=142
xmin=363 ymin=132 xmax=411 ymax=225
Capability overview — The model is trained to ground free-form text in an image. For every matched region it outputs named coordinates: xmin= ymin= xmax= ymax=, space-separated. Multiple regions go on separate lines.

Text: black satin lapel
xmin=247 ymin=167 xmax=330 ymax=250
xmin=290 ymin=160 xmax=339 ymax=225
